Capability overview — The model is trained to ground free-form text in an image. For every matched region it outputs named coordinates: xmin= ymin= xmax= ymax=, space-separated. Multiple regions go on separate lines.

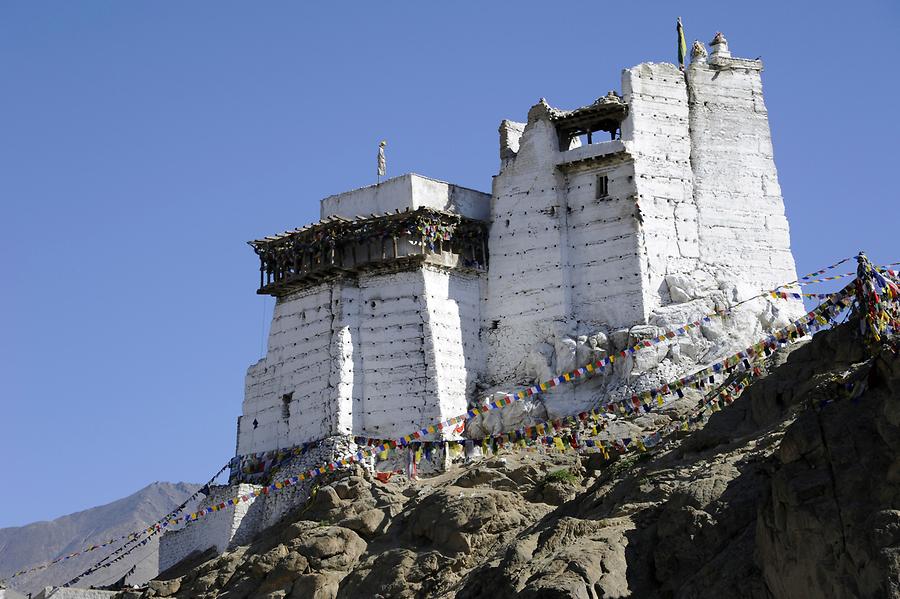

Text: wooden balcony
xmin=249 ymin=207 xmax=489 ymax=297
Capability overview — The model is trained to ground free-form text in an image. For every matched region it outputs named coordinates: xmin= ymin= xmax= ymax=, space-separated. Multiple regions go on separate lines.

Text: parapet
xmin=320 ymin=173 xmax=491 ymax=222
xmin=248 ymin=173 xmax=492 ymax=297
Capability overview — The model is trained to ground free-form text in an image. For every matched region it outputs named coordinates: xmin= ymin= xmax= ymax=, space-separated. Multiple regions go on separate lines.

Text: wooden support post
xmin=392 ymin=236 xmax=398 ymax=258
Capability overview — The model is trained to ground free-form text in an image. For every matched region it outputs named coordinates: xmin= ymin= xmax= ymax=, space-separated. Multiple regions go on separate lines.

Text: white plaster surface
xmin=237 ymin=266 xmax=484 ymax=456
xmin=158 ymin=484 xmax=262 ymax=574
xmin=321 ymin=173 xmax=491 ymax=221
xmin=480 ymin=49 xmax=804 ymax=429
xmin=34 ymin=589 xmax=117 ymax=599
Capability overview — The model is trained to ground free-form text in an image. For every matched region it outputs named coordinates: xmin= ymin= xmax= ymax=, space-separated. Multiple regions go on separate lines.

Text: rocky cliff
xmin=121 ymin=321 xmax=900 ymax=599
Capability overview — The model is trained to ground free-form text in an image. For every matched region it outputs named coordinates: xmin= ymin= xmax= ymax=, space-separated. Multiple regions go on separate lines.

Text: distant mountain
xmin=0 ymin=482 xmax=201 ymax=596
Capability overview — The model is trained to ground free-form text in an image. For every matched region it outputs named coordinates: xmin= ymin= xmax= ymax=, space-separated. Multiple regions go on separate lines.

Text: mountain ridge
xmin=0 ymin=481 xmax=201 ymax=595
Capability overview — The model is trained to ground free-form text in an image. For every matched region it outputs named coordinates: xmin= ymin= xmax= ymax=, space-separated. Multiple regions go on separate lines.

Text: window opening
xmin=281 ymin=392 xmax=293 ymax=419
xmin=596 ymin=175 xmax=609 ymax=199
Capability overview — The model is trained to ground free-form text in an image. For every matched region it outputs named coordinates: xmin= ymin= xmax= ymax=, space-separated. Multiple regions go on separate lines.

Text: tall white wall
xmin=621 ymin=63 xmax=699 ymax=314
xmin=687 ymin=55 xmax=801 ymax=302
xmin=484 ymin=52 xmax=803 ymax=393
xmin=484 ymin=109 xmax=574 ymax=384
xmin=355 ymin=270 xmax=432 ymax=438
xmin=562 ymin=157 xmax=644 ymax=331
xmin=158 ymin=484 xmax=262 ymax=574
xmin=238 ymin=266 xmax=484 ymax=456
xmin=423 ymin=268 xmax=484 ymax=420
xmin=239 ymin=285 xmax=337 ymax=455
xmin=346 ymin=266 xmax=484 ymax=440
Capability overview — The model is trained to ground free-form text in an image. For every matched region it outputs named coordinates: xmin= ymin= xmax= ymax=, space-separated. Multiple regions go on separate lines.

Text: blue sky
xmin=1 ymin=1 xmax=897 ymax=529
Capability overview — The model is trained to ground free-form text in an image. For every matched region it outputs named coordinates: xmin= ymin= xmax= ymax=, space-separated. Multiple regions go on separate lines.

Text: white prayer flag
xmin=377 ymin=140 xmax=386 ymax=178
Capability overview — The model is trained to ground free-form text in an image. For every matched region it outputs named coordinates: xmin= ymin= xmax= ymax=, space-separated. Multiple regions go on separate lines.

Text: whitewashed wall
xmin=158 ymin=484 xmax=262 ymax=574
xmin=484 ymin=53 xmax=804 ymax=396
xmin=321 ymin=173 xmax=491 ymax=221
xmin=561 ymin=157 xmax=644 ymax=331
xmin=484 ymin=111 xmax=574 ymax=384
xmin=687 ymin=55 xmax=802 ymax=311
xmin=238 ymin=285 xmax=337 ymax=455
xmin=621 ymin=62 xmax=699 ymax=315
xmin=423 ymin=268 xmax=484 ymax=421
xmin=238 ymin=266 xmax=484 ymax=456
xmin=355 ymin=270 xmax=431 ymax=438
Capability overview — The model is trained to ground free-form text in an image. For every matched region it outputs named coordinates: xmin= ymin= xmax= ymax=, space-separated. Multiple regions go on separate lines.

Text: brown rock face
xmin=128 ymin=323 xmax=900 ymax=599
xmin=757 ymin=353 xmax=900 ymax=599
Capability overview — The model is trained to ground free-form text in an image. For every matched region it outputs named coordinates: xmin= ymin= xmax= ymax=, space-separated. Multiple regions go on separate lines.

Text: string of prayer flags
xmin=8 ymin=463 xmax=230 ymax=584
xmin=799 ymin=256 xmax=852 ymax=281
xmin=854 ymin=253 xmax=900 ymax=348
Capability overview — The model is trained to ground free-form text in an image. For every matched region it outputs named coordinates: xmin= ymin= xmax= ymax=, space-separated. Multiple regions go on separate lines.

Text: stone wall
xmin=484 ymin=50 xmax=805 ymax=395
xmin=239 ymin=284 xmax=337 ymax=455
xmin=484 ymin=110 xmax=573 ymax=385
xmin=621 ymin=62 xmax=698 ymax=315
xmin=238 ymin=265 xmax=484 ymax=456
xmin=687 ymin=53 xmax=801 ymax=304
xmin=321 ymin=173 xmax=491 ymax=221
xmin=158 ymin=484 xmax=262 ymax=574
xmin=559 ymin=152 xmax=643 ymax=331
xmin=34 ymin=589 xmax=116 ymax=599
xmin=257 ymin=436 xmax=357 ymax=530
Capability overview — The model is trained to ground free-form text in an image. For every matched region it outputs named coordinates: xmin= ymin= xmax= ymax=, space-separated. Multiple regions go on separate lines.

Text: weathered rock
xmin=128 ymin=322 xmax=900 ymax=599
xmin=338 ymin=508 xmax=388 ymax=539
xmin=288 ymin=572 xmax=342 ymax=599
xmin=399 ymin=487 xmax=543 ymax=557
xmin=147 ymin=578 xmax=180 ymax=597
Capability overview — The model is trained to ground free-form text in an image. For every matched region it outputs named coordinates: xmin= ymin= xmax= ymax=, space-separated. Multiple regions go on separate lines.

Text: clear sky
xmin=1 ymin=1 xmax=897 ymax=529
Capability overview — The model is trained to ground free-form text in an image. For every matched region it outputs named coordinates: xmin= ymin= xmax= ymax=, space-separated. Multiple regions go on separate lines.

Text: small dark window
xmin=281 ymin=392 xmax=293 ymax=419
xmin=596 ymin=175 xmax=609 ymax=199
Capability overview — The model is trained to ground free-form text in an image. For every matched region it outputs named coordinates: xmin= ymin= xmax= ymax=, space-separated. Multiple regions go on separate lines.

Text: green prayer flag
xmin=677 ymin=17 xmax=687 ymax=68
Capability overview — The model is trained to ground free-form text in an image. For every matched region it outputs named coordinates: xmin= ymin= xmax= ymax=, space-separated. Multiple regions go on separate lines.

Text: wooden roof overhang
xmin=552 ymin=98 xmax=628 ymax=149
xmin=248 ymin=207 xmax=486 ymax=253
xmin=249 ymin=207 xmax=490 ymax=297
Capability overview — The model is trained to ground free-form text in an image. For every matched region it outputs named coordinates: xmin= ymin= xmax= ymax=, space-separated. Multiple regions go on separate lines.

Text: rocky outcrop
xmin=121 ymin=322 xmax=900 ymax=599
